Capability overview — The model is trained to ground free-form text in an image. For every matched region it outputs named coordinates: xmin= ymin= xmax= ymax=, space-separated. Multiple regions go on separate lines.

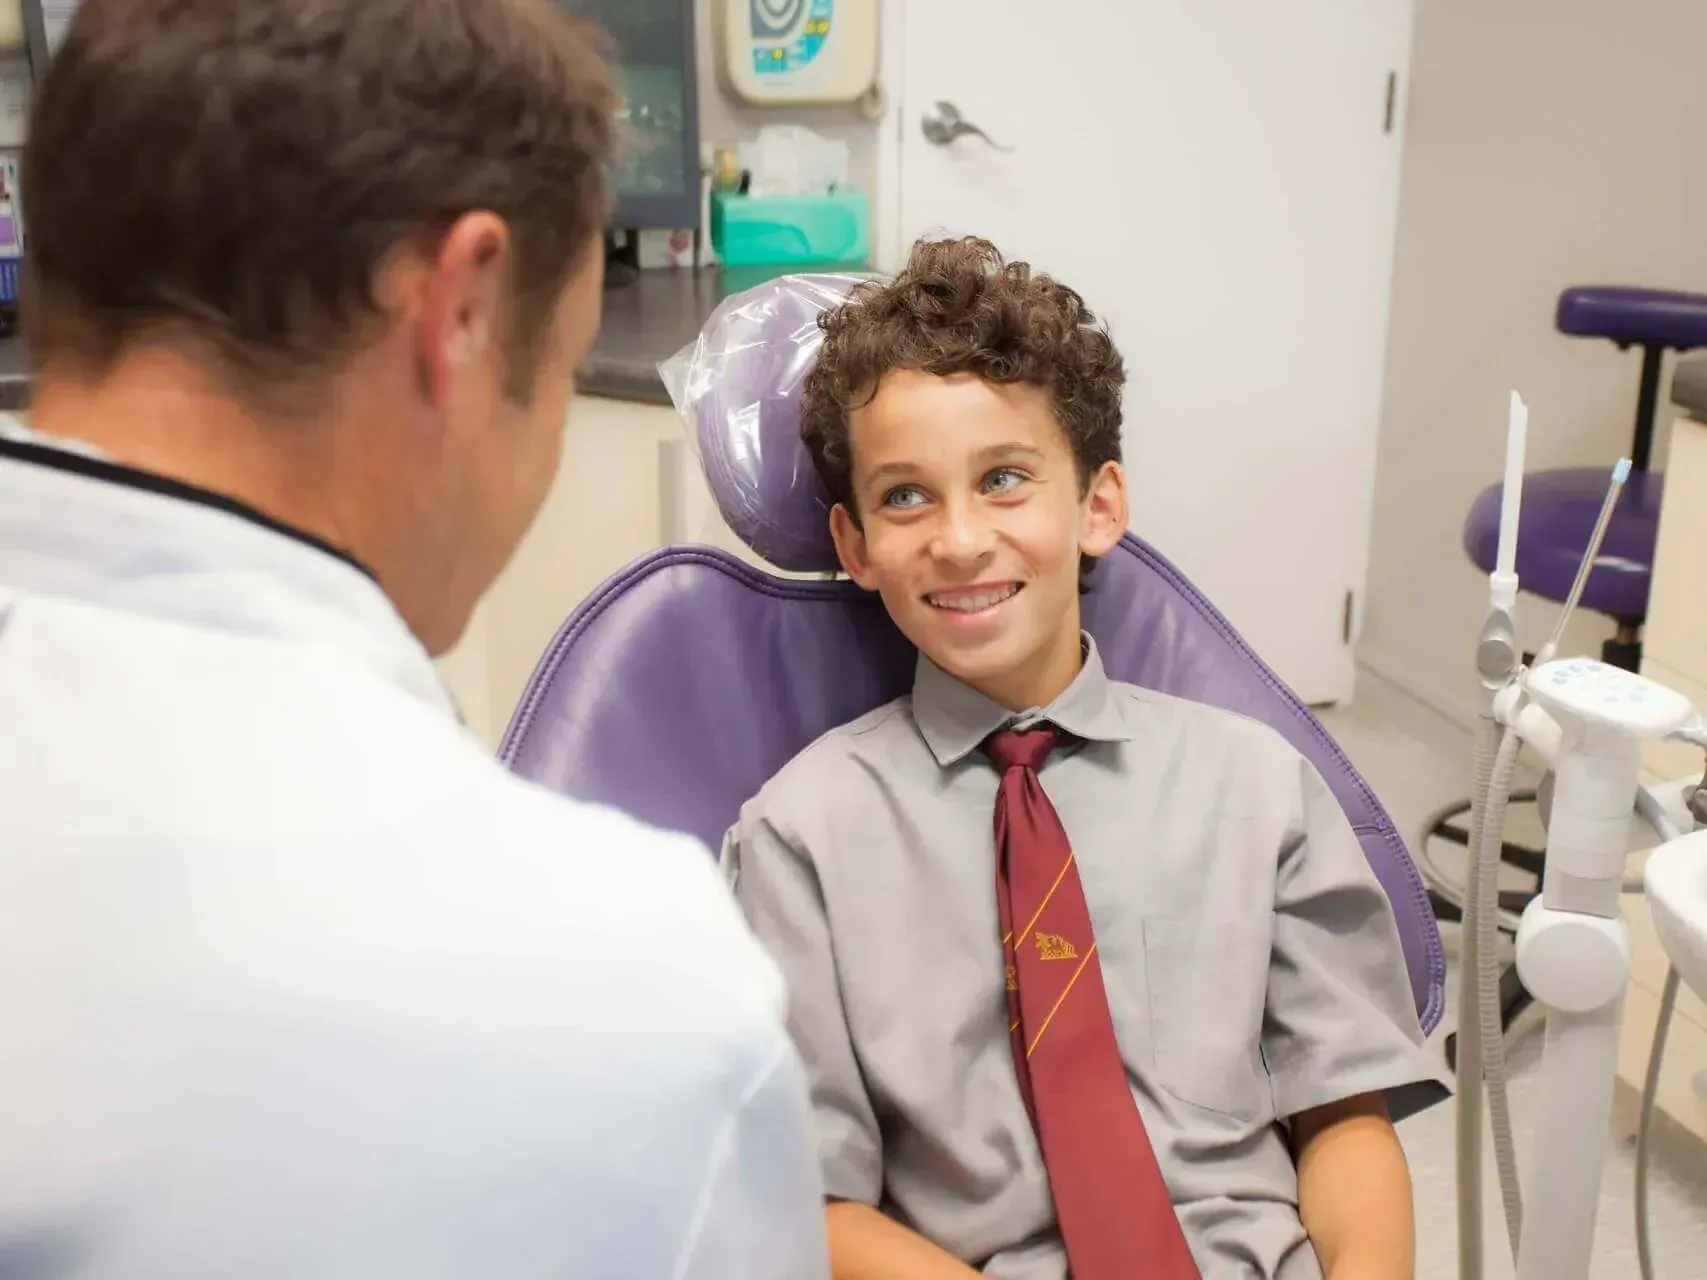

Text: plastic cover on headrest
xmin=658 ymin=272 xmax=868 ymax=573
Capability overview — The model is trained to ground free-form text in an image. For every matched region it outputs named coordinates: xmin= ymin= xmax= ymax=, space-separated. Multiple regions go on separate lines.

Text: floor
xmin=1318 ymin=668 xmax=1707 ymax=1278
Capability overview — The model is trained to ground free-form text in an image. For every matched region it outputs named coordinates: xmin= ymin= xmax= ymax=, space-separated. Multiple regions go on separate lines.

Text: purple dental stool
xmin=498 ymin=275 xmax=1448 ymax=1090
xmin=1428 ymin=286 xmax=1707 ymax=1067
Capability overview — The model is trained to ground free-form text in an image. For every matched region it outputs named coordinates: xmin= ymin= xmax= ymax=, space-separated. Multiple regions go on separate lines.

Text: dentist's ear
xmin=415 ymin=209 xmax=509 ymax=402
xmin=447 ymin=319 xmax=489 ymax=367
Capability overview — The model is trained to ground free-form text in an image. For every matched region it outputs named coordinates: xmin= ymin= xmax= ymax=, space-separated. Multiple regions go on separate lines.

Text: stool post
xmin=1632 ymin=344 xmax=1664 ymax=471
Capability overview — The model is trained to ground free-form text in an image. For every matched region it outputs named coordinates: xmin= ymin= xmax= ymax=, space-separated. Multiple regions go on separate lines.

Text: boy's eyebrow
xmin=864 ymin=462 xmax=913 ymax=487
xmin=861 ymin=443 xmax=1046 ymax=487
xmin=976 ymin=443 xmax=1046 ymax=463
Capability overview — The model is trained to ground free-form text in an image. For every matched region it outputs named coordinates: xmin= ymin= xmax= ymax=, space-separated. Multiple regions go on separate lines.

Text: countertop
xmin=577 ymin=267 xmax=728 ymax=405
xmin=579 ymin=263 xmax=871 ymax=405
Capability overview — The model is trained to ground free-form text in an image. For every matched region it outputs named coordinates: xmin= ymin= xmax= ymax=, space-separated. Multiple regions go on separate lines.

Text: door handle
xmin=920 ymin=101 xmax=1013 ymax=152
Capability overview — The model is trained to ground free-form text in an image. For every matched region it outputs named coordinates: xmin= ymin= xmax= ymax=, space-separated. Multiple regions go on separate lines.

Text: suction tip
xmin=1613 ymin=457 xmax=1632 ymax=484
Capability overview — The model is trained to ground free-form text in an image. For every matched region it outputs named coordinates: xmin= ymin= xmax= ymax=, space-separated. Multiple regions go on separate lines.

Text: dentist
xmin=0 ymin=2 xmax=827 ymax=1278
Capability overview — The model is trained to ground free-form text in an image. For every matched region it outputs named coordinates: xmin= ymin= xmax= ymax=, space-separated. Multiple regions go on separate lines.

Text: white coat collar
xmin=0 ymin=416 xmax=456 ymax=718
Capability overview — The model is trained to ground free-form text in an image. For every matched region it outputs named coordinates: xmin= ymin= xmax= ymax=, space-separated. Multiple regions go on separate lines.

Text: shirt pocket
xmin=1142 ymin=915 xmax=1274 ymax=1121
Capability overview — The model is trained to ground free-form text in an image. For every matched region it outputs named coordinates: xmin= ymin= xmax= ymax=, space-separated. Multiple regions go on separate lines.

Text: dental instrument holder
xmin=1456 ymin=584 xmax=1519 ymax=1280
xmin=1508 ymin=660 xmax=1694 ymax=1280
xmin=1477 ymin=592 xmax=1521 ymax=705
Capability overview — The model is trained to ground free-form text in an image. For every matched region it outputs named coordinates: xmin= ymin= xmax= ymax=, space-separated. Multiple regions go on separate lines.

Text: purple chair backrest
xmin=500 ymin=276 xmax=1446 ymax=1034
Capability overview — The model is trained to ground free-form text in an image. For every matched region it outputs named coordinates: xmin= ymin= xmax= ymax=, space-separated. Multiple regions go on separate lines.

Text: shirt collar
xmin=0 ymin=417 xmax=457 ymax=719
xmin=911 ymin=633 xmax=1130 ymax=767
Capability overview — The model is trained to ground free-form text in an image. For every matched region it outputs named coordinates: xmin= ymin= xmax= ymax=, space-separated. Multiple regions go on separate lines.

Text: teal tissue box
xmin=711 ymin=190 xmax=871 ymax=267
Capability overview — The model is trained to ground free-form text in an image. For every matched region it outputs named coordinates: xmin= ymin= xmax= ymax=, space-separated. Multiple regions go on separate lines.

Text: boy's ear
xmin=1079 ymin=460 xmax=1129 ymax=558
xmin=828 ymin=503 xmax=878 ymax=589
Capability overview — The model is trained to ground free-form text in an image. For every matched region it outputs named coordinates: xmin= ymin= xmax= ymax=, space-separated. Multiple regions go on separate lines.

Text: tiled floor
xmin=1318 ymin=668 xmax=1707 ymax=1278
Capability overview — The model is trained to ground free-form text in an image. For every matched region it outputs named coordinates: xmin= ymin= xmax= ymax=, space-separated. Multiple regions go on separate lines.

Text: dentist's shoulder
xmin=489 ymin=772 xmax=835 ymax=1280
xmin=341 ymin=737 xmax=831 ymax=1279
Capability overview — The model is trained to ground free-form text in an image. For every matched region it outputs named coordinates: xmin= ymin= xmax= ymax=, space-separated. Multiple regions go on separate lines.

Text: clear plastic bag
xmin=657 ymin=272 xmax=870 ymax=573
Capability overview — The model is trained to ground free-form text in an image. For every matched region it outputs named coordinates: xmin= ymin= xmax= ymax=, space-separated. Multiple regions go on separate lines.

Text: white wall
xmin=1362 ymin=0 xmax=1707 ymax=727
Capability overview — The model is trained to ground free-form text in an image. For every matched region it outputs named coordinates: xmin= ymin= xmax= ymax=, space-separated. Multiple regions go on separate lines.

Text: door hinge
xmin=1383 ymin=72 xmax=1397 ymax=134
xmin=1342 ymin=591 xmax=1356 ymax=645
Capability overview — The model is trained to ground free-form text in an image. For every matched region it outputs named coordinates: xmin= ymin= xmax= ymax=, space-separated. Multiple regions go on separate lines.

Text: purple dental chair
xmin=497 ymin=275 xmax=1448 ymax=1063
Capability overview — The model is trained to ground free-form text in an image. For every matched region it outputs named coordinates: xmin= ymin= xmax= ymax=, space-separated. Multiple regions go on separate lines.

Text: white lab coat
xmin=0 ymin=420 xmax=830 ymax=1280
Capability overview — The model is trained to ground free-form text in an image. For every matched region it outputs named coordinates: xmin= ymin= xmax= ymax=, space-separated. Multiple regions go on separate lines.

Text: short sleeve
xmin=1260 ymin=757 xmax=1451 ymax=1124
xmin=721 ymin=809 xmax=884 ymax=1204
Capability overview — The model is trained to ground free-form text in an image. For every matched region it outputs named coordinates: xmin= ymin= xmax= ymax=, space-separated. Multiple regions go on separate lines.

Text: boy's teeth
xmin=931 ymin=585 xmax=1016 ymax=612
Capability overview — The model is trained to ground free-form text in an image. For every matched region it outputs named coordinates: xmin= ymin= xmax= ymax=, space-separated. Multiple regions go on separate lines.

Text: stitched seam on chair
xmin=1350 ymin=822 xmax=1446 ymax=1029
xmin=498 ymin=546 xmax=855 ymax=762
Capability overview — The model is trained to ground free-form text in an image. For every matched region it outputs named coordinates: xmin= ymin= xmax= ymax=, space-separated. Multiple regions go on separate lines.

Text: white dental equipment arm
xmin=1504 ymin=661 xmax=1693 ymax=1280
xmin=1454 ymin=395 xmax=1706 ymax=1280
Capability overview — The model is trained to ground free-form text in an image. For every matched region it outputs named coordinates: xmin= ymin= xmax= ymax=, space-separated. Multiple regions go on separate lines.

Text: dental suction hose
xmin=1456 ymin=392 xmax=1529 ymax=1280
xmin=1456 ymin=717 xmax=1501 ymax=1280
xmin=1633 ymin=773 xmax=1703 ymax=1280
xmin=1638 ymin=967 xmax=1682 ymax=1280
xmin=1457 ymin=602 xmax=1525 ymax=1276
xmin=1634 ymin=786 xmax=1685 ymax=1280
xmin=1473 ymin=725 xmax=1528 ymax=1261
xmin=1458 ymin=713 xmax=1527 ymax=1275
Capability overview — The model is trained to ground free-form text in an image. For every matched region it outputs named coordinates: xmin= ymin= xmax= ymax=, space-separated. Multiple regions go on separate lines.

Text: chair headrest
xmin=659 ymin=273 xmax=870 ymax=573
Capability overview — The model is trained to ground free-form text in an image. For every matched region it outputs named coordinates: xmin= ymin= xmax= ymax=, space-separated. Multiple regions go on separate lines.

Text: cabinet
xmin=1619 ymin=414 xmax=1707 ymax=1142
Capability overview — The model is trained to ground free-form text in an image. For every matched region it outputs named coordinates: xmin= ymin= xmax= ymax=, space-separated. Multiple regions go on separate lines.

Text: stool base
xmin=1602 ymin=623 xmax=1642 ymax=673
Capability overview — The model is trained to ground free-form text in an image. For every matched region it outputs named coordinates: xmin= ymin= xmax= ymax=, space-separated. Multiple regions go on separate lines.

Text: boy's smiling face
xmin=829 ymin=369 xmax=1128 ymax=711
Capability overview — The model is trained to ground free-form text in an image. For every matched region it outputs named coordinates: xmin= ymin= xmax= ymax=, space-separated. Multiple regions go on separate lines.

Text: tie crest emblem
xmin=1034 ymin=930 xmax=1078 ymax=961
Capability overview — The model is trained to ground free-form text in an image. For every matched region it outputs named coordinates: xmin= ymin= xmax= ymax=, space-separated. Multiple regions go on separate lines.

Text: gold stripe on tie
xmin=1017 ymin=852 xmax=1077 ymax=943
xmin=1026 ymin=943 xmax=1098 ymax=1057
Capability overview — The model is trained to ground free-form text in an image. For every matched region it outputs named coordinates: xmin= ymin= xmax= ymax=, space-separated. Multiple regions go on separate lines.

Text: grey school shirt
xmin=721 ymin=636 xmax=1449 ymax=1279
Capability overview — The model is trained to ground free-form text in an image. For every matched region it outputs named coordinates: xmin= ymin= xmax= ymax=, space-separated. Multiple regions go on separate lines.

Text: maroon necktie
xmin=986 ymin=725 xmax=1200 ymax=1280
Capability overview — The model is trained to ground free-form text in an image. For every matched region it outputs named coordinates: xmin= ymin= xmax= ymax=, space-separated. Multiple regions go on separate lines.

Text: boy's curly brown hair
xmin=799 ymin=236 xmax=1126 ymax=519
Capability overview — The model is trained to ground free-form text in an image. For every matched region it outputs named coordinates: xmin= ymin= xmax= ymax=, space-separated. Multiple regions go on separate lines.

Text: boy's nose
xmin=931 ymin=504 xmax=995 ymax=563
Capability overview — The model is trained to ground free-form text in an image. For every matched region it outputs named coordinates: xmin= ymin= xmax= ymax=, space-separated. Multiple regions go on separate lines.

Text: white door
xmin=886 ymin=0 xmax=1413 ymax=705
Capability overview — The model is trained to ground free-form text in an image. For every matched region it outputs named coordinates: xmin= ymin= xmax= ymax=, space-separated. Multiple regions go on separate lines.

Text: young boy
xmin=722 ymin=236 xmax=1448 ymax=1280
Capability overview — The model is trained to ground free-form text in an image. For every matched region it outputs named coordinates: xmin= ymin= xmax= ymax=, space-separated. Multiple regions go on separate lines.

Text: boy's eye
xmin=881 ymin=484 xmax=928 ymax=510
xmin=982 ymin=467 xmax=1028 ymax=494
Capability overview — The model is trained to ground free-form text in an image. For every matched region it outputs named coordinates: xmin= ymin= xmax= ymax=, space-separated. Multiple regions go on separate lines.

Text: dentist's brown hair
xmin=23 ymin=0 xmax=616 ymax=406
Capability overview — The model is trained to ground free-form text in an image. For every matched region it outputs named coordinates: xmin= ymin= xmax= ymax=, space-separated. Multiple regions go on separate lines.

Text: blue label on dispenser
xmin=751 ymin=0 xmax=832 ymax=76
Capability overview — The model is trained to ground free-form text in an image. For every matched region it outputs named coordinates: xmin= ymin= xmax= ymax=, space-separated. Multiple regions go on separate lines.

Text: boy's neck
xmin=966 ymin=622 xmax=1087 ymax=713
